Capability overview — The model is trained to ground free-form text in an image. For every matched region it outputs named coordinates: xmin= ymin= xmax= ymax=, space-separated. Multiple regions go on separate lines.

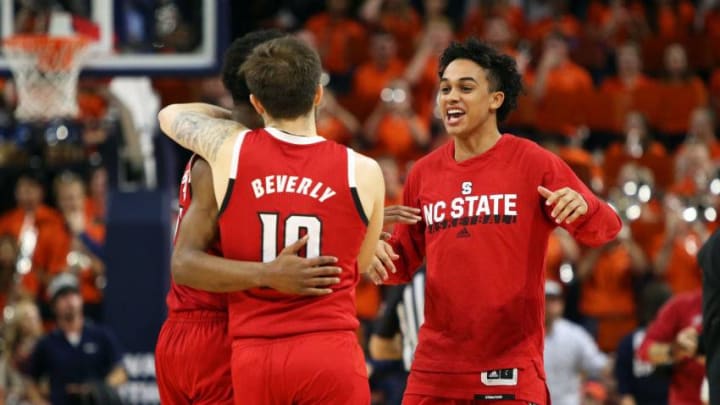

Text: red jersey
xmin=165 ymin=155 xmax=227 ymax=313
xmin=638 ymin=290 xmax=704 ymax=405
xmin=387 ymin=135 xmax=621 ymax=402
xmin=218 ymin=127 xmax=368 ymax=339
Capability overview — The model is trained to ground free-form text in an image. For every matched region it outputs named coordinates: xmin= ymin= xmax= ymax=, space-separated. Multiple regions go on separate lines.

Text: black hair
xmin=438 ymin=37 xmax=523 ymax=122
xmin=221 ymin=29 xmax=287 ymax=105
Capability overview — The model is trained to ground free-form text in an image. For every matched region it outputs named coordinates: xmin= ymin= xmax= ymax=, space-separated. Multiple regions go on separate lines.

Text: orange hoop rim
xmin=2 ymin=34 xmax=92 ymax=50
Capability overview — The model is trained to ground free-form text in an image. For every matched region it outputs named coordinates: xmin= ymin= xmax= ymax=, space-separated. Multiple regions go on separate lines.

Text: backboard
xmin=0 ymin=0 xmax=227 ymax=76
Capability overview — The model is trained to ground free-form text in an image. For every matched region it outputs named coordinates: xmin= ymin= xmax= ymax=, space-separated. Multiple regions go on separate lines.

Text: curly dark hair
xmin=221 ymin=29 xmax=286 ymax=106
xmin=438 ymin=38 xmax=523 ymax=123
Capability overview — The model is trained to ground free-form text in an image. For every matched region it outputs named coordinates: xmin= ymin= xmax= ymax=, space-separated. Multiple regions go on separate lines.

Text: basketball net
xmin=2 ymin=12 xmax=92 ymax=121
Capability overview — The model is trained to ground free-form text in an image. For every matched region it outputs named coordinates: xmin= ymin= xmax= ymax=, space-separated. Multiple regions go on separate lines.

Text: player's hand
xmin=370 ymin=240 xmax=399 ymax=284
xmin=264 ymin=236 xmax=342 ymax=296
xmin=384 ymin=205 xmax=422 ymax=225
xmin=674 ymin=326 xmax=699 ymax=359
xmin=538 ymin=186 xmax=588 ymax=224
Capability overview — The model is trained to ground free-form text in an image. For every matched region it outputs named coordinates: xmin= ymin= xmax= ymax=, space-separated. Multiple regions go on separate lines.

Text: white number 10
xmin=259 ymin=213 xmax=322 ymax=262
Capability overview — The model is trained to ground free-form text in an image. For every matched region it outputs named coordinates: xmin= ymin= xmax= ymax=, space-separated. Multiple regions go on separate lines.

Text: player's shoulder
xmin=670 ymin=289 xmax=703 ymax=307
xmin=350 ymin=149 xmax=382 ymax=178
xmin=189 ymin=155 xmax=212 ymax=181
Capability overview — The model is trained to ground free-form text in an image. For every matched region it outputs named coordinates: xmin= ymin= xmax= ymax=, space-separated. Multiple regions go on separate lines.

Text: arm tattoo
xmin=172 ymin=112 xmax=239 ymax=161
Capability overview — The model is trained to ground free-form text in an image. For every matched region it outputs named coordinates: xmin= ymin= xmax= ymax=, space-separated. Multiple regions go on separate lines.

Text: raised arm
xmin=172 ymin=158 xmax=343 ymax=295
xmin=158 ymin=103 xmax=247 ymax=207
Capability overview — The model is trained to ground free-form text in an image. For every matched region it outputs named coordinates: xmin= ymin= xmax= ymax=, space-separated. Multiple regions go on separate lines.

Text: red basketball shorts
xmin=230 ymin=330 xmax=369 ymax=405
xmin=404 ymin=394 xmax=535 ymax=405
xmin=155 ymin=311 xmax=233 ymax=405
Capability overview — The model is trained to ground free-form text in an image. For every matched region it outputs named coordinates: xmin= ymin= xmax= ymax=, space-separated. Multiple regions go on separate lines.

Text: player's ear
xmin=313 ymin=84 xmax=324 ymax=107
xmin=249 ymin=94 xmax=265 ymax=116
xmin=489 ymin=91 xmax=504 ymax=111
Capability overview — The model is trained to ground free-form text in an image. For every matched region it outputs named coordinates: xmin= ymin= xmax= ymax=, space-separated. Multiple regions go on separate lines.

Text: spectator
xmin=578 ymin=223 xmax=647 ymax=352
xmin=602 ymin=111 xmax=673 ymax=190
xmin=25 ymin=274 xmax=126 ymax=405
xmin=614 ymin=282 xmax=673 ymax=405
xmin=316 ymin=88 xmax=360 ymax=146
xmin=586 ymin=0 xmax=650 ymax=46
xmin=348 ymin=29 xmax=406 ymax=121
xmin=544 ymin=227 xmax=580 ymax=283
xmin=655 ymin=43 xmax=708 ymax=148
xmin=525 ymin=0 xmax=582 ymax=43
xmin=403 ymin=20 xmax=454 ymax=125
xmin=0 ymin=234 xmax=20 ymax=308
xmin=652 ymin=193 xmax=708 ymax=294
xmin=544 ymin=280 xmax=609 ymax=405
xmin=360 ymin=0 xmax=422 ymax=61
xmin=699 ymin=228 xmax=720 ymax=405
xmin=304 ymin=0 xmax=367 ymax=92
xmin=677 ymin=107 xmax=720 ymax=162
xmin=528 ymin=31 xmax=593 ymax=136
xmin=363 ymin=78 xmax=431 ymax=164
xmin=1 ymin=299 xmax=43 ymax=404
xmin=638 ymin=288 xmax=704 ymax=405
xmin=53 ymin=172 xmax=106 ymax=322
xmin=85 ymin=166 xmax=108 ymax=225
xmin=0 ymin=171 xmax=65 ymax=302
xmin=607 ymin=163 xmax=666 ymax=259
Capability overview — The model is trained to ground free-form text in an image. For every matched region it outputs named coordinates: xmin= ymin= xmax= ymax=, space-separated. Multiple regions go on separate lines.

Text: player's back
xmin=218 ymin=127 xmax=368 ymax=338
xmin=166 ymin=155 xmax=227 ymax=313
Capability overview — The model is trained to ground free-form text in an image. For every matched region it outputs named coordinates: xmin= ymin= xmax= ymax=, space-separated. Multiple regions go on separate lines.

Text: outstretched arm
xmin=539 ymin=153 xmax=622 ymax=246
xmin=172 ymin=158 xmax=342 ymax=295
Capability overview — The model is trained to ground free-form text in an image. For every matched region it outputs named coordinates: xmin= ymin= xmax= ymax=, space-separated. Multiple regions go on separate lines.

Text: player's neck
xmin=265 ymin=115 xmax=318 ymax=137
xmin=453 ymin=127 xmax=502 ymax=162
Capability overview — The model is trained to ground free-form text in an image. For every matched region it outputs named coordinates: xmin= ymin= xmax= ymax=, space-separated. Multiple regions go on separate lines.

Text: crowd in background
xmin=0 ymin=0 xmax=719 ymax=404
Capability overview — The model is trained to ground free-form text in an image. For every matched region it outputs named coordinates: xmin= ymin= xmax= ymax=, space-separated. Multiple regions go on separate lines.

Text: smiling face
xmin=438 ymin=59 xmax=504 ymax=139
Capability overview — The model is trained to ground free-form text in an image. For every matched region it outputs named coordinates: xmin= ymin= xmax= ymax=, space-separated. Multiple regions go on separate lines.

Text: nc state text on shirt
xmin=423 ymin=194 xmax=518 ymax=225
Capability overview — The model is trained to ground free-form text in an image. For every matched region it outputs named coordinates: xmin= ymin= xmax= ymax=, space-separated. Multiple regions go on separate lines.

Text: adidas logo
xmin=456 ymin=227 xmax=471 ymax=238
xmin=489 ymin=371 xmax=499 ymax=378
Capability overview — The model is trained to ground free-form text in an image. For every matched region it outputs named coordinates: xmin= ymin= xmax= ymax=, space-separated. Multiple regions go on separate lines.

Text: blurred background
xmin=0 ymin=0 xmax=718 ymax=404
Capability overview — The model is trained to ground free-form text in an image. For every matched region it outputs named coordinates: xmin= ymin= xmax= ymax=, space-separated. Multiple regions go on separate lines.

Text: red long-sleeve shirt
xmin=387 ymin=135 xmax=621 ymax=402
xmin=638 ymin=290 xmax=704 ymax=405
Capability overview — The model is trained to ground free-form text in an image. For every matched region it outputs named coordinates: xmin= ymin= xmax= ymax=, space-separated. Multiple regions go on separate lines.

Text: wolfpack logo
xmin=423 ymin=193 xmax=518 ymax=234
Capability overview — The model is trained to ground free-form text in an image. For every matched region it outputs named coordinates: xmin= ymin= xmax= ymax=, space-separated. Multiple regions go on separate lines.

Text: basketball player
xmin=155 ymin=30 xmax=344 ymax=405
xmin=373 ymin=38 xmax=622 ymax=404
xmin=158 ymin=36 xmax=384 ymax=404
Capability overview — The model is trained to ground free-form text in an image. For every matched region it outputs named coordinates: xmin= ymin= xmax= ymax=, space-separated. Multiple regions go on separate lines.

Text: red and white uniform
xmin=218 ymin=127 xmax=370 ymax=404
xmin=155 ymin=155 xmax=232 ymax=405
xmin=387 ymin=135 xmax=622 ymax=404
xmin=639 ymin=290 xmax=704 ymax=405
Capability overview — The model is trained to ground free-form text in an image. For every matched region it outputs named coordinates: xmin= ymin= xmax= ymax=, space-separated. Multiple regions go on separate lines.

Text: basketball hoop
xmin=2 ymin=35 xmax=92 ymax=121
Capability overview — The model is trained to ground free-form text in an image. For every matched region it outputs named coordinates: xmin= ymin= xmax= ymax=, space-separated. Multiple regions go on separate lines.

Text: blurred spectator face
xmin=386 ymin=0 xmax=410 ymax=11
xmin=54 ymin=291 xmax=83 ymax=322
xmin=543 ymin=33 xmax=568 ymax=64
xmin=624 ymin=111 xmax=648 ymax=139
xmin=15 ymin=301 xmax=42 ymax=337
xmin=89 ymin=167 xmax=108 ymax=200
xmin=484 ymin=17 xmax=513 ymax=50
xmin=326 ymin=0 xmax=349 ymax=15
xmin=56 ymin=179 xmax=86 ymax=214
xmin=427 ymin=21 xmax=453 ymax=52
xmin=424 ymin=0 xmax=447 ymax=16
xmin=295 ymin=29 xmax=318 ymax=50
xmin=15 ymin=178 xmax=43 ymax=212
xmin=664 ymin=43 xmax=688 ymax=77
xmin=689 ymin=108 xmax=716 ymax=143
xmin=370 ymin=33 xmax=397 ymax=65
xmin=0 ymin=235 xmax=17 ymax=269
xmin=617 ymin=43 xmax=642 ymax=77
xmin=378 ymin=156 xmax=401 ymax=196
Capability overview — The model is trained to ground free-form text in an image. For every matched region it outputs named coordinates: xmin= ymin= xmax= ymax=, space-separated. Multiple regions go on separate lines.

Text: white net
xmin=2 ymin=35 xmax=91 ymax=121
